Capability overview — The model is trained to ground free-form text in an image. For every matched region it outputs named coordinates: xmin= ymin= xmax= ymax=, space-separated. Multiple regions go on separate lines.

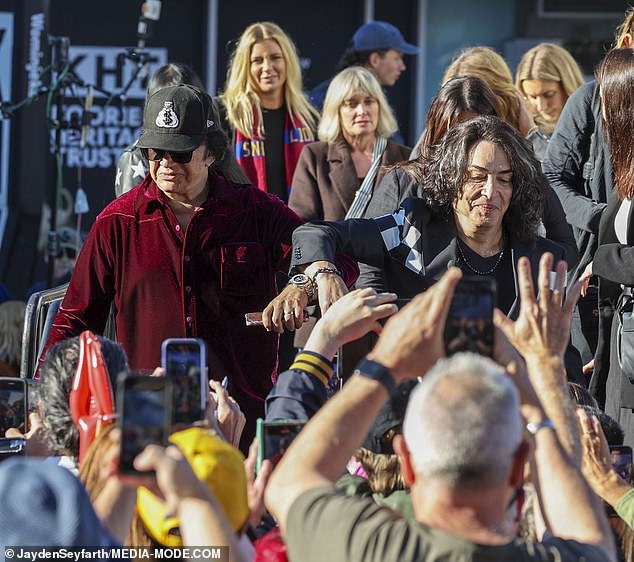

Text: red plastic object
xmin=69 ymin=331 xmax=115 ymax=462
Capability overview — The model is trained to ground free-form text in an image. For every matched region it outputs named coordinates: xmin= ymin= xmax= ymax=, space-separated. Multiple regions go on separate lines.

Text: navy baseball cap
xmin=352 ymin=21 xmax=419 ymax=55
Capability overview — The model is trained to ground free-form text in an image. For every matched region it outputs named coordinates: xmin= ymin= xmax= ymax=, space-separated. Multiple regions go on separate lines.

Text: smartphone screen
xmin=605 ymin=445 xmax=633 ymax=517
xmin=161 ymin=339 xmax=207 ymax=426
xmin=0 ymin=378 xmax=26 ymax=436
xmin=256 ymin=418 xmax=306 ymax=472
xmin=444 ymin=277 xmax=496 ymax=357
xmin=0 ymin=438 xmax=26 ymax=462
xmin=611 ymin=445 xmax=633 ymax=482
xmin=118 ymin=375 xmax=171 ymax=475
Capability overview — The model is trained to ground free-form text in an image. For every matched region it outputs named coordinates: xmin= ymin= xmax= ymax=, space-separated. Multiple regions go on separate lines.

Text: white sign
xmin=68 ymin=45 xmax=167 ymax=99
xmin=55 ymin=46 xmax=167 ymax=169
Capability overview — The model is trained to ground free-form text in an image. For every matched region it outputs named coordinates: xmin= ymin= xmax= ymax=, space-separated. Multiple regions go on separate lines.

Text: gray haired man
xmin=266 ymin=254 xmax=615 ymax=562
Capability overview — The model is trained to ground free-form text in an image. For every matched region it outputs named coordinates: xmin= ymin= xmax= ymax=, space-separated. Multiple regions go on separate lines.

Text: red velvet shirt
xmin=42 ymin=173 xmax=356 ymax=405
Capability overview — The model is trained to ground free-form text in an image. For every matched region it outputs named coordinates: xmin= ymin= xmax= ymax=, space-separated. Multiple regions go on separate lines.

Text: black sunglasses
xmin=142 ymin=147 xmax=195 ymax=164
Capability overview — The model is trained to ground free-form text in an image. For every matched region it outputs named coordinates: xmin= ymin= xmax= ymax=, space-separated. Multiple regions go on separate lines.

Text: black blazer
xmin=291 ymin=197 xmax=565 ymax=319
xmin=590 ymin=191 xmax=634 ymax=407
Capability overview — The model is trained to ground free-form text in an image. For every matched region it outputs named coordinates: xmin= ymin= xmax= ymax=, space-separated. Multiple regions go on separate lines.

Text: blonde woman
xmin=0 ymin=300 xmax=25 ymax=376
xmin=289 ymin=67 xmax=409 ymax=221
xmin=516 ymin=43 xmax=584 ymax=137
xmin=222 ymin=21 xmax=319 ymax=203
xmin=442 ymin=46 xmax=529 ymax=133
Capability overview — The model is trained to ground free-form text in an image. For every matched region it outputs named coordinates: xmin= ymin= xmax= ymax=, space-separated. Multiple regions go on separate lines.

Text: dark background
xmin=0 ymin=0 xmax=629 ymax=298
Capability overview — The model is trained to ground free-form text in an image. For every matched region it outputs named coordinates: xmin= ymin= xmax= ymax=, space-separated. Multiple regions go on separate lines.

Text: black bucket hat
xmin=137 ymin=84 xmax=220 ymax=152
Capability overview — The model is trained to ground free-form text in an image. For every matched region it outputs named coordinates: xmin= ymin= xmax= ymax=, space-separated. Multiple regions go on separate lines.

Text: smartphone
xmin=117 ymin=374 xmax=172 ymax=475
xmin=0 ymin=378 xmax=27 ymax=437
xmin=256 ymin=418 xmax=306 ymax=473
xmin=161 ymin=338 xmax=207 ymax=426
xmin=26 ymin=379 xmax=40 ymax=415
xmin=606 ymin=445 xmax=633 ymax=517
xmin=0 ymin=437 xmax=26 ymax=461
xmin=444 ymin=277 xmax=497 ymax=357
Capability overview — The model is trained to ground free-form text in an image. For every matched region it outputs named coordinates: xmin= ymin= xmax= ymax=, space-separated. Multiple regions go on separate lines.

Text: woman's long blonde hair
xmin=443 ymin=46 xmax=521 ymax=130
xmin=222 ymin=21 xmax=318 ymax=139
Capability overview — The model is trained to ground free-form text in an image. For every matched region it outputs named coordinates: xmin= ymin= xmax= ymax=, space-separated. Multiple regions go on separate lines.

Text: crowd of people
xmin=2 ymin=9 xmax=634 ymax=562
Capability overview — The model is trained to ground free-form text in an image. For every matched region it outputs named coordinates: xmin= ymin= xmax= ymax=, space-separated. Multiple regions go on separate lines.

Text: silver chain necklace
xmin=456 ymin=239 xmax=505 ymax=276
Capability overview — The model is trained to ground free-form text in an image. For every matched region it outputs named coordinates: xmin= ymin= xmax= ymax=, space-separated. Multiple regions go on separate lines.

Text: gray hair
xmin=39 ymin=336 xmax=129 ymax=460
xmin=403 ymin=353 xmax=523 ymax=489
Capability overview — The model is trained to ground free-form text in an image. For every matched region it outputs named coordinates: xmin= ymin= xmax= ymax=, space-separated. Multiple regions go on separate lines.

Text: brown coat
xmin=288 ymin=138 xmax=411 ymax=221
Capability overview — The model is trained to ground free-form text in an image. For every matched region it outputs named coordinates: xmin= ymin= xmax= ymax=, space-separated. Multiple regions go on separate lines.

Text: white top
xmin=615 ymin=198 xmax=632 ymax=245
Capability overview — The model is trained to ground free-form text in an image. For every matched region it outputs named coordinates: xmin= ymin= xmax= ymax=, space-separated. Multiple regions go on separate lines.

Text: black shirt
xmin=262 ymin=106 xmax=287 ymax=203
xmin=456 ymin=240 xmax=515 ymax=314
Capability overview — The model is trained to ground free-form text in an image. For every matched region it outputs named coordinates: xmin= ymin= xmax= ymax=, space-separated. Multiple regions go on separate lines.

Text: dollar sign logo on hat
xmin=156 ymin=101 xmax=179 ymax=128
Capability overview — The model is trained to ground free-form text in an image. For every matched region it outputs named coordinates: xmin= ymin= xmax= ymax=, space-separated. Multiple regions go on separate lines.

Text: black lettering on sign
xmin=95 ymin=55 xmax=123 ymax=90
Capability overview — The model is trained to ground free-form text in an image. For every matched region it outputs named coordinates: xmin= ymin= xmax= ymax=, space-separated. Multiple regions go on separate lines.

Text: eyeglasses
xmin=142 ymin=147 xmax=195 ymax=164
xmin=56 ymin=247 xmax=77 ymax=260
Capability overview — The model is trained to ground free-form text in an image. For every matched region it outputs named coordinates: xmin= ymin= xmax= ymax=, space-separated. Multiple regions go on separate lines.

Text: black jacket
xmin=542 ymin=80 xmax=612 ymax=284
xmin=590 ymin=191 xmax=634 ymax=408
xmin=358 ymin=167 xmax=577 ymax=290
xmin=290 ymin=196 xmax=565 ymax=320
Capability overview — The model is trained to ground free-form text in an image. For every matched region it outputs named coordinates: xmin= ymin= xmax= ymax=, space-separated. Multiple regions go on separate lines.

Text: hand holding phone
xmin=256 ymin=418 xmax=306 ymax=473
xmin=117 ymin=374 xmax=172 ymax=475
xmin=444 ymin=277 xmax=496 ymax=357
xmin=161 ymin=338 xmax=207 ymax=426
xmin=0 ymin=378 xmax=27 ymax=437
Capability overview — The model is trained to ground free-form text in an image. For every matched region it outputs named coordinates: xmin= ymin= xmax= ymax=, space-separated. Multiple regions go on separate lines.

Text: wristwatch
xmin=288 ymin=273 xmax=315 ymax=301
xmin=353 ymin=358 xmax=397 ymax=395
xmin=526 ymin=419 xmax=555 ymax=435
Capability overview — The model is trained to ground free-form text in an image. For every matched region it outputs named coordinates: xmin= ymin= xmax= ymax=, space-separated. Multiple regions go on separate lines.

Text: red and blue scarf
xmin=234 ymin=109 xmax=312 ymax=195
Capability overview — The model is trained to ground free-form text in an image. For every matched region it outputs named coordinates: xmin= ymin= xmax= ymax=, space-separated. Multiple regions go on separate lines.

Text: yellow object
xmin=137 ymin=427 xmax=248 ymax=546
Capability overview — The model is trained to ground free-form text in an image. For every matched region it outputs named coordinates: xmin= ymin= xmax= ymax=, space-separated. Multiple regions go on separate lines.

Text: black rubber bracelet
xmin=353 ymin=358 xmax=397 ymax=395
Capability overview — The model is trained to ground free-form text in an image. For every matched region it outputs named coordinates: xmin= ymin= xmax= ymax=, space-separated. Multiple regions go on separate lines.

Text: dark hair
xmin=415 ymin=76 xmax=500 ymax=159
xmin=583 ymin=406 xmax=625 ymax=446
xmin=413 ymin=115 xmax=546 ymax=243
xmin=337 ymin=47 xmax=388 ymax=72
xmin=596 ymin=48 xmax=634 ymax=200
xmin=147 ymin=62 xmax=205 ymax=97
xmin=38 ymin=336 xmax=129 ymax=459
xmin=568 ymin=382 xmax=599 ymax=409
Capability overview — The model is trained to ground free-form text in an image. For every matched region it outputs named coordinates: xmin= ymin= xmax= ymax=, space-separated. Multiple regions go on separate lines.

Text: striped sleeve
xmin=290 ymin=351 xmax=333 ymax=387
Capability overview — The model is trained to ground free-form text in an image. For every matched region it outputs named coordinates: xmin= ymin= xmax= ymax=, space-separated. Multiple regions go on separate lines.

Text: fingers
xmin=209 ymin=379 xmax=227 ymax=401
xmin=551 ymin=260 xmax=567 ymax=307
xmin=244 ymin=438 xmax=258 ymax=482
xmin=425 ymin=266 xmax=462 ymax=326
xmin=517 ymin=256 xmax=537 ymax=311
xmin=151 ymin=367 xmax=165 ymax=377
xmin=537 ymin=253 xmax=553 ymax=315
xmin=4 ymin=427 xmax=23 ymax=438
xmin=262 ymin=301 xmax=275 ymax=332
xmin=564 ymin=280 xmax=582 ymax=318
xmin=28 ymin=411 xmax=44 ymax=430
xmin=292 ymin=300 xmax=304 ymax=330
xmin=133 ymin=443 xmax=163 ymax=471
xmin=255 ymin=459 xmax=273 ymax=491
xmin=576 ymin=407 xmax=593 ymax=435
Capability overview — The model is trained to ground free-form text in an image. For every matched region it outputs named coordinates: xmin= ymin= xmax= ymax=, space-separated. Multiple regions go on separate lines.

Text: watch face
xmin=291 ymin=274 xmax=309 ymax=285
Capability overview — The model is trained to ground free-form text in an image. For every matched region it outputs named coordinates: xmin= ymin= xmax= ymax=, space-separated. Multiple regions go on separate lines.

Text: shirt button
xmin=186 ymin=316 xmax=193 ymax=323
xmin=184 ymin=255 xmax=190 ymax=263
xmin=185 ymin=286 xmax=192 ymax=293
xmin=175 ymin=224 xmax=181 ymax=232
